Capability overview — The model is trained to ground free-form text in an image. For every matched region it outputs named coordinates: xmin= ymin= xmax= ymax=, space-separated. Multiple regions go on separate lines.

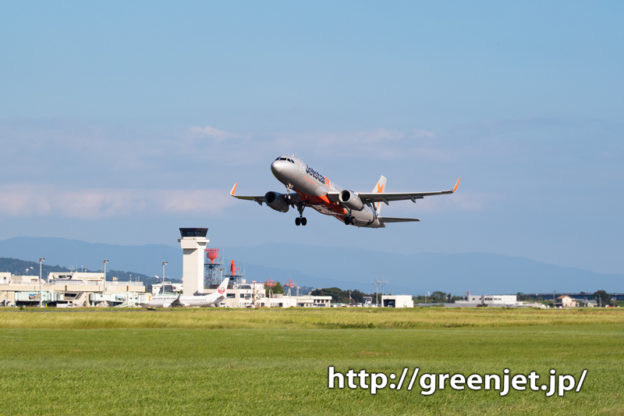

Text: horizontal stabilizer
xmin=379 ymin=217 xmax=420 ymax=223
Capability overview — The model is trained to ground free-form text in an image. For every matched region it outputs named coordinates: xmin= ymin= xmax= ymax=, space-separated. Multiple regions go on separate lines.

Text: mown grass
xmin=0 ymin=308 xmax=622 ymax=415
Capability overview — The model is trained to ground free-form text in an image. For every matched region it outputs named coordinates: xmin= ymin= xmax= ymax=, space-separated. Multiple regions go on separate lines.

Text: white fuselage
xmin=142 ymin=278 xmax=229 ymax=308
xmin=270 ymin=156 xmax=381 ymax=227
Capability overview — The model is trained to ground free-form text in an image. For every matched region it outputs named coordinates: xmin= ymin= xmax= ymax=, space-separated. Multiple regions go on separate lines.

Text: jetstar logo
xmin=306 ymin=165 xmax=326 ymax=184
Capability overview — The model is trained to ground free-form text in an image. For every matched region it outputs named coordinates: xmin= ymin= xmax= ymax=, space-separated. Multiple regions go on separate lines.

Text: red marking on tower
xmin=284 ymin=279 xmax=296 ymax=296
xmin=230 ymin=260 xmax=239 ymax=276
xmin=205 ymin=248 xmax=219 ymax=264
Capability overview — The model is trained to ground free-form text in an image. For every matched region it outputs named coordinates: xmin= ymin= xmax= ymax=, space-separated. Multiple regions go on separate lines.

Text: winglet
xmin=230 ymin=183 xmax=238 ymax=196
xmin=453 ymin=178 xmax=461 ymax=193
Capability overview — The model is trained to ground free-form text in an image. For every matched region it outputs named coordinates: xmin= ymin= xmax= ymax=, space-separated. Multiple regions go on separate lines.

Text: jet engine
xmin=339 ymin=190 xmax=364 ymax=211
xmin=264 ymin=191 xmax=290 ymax=212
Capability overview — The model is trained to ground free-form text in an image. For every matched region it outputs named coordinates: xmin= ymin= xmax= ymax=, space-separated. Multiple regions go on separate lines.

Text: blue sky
xmin=1 ymin=1 xmax=622 ymax=274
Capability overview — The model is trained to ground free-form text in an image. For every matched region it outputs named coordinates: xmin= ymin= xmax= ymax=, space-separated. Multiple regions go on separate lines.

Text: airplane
xmin=230 ymin=155 xmax=460 ymax=228
xmin=142 ymin=278 xmax=230 ymax=308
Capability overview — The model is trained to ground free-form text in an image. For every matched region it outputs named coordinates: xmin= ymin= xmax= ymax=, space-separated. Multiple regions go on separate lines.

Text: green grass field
xmin=0 ymin=308 xmax=622 ymax=415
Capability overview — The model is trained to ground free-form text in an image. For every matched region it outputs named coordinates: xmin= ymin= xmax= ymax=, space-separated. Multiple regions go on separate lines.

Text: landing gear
xmin=344 ymin=210 xmax=355 ymax=225
xmin=295 ymin=203 xmax=307 ymax=226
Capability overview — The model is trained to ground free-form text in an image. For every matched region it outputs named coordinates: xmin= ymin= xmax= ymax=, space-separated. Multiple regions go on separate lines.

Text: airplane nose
xmin=271 ymin=160 xmax=286 ymax=177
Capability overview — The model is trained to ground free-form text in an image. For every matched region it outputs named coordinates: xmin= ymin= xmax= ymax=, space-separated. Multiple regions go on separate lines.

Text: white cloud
xmin=159 ymin=189 xmax=232 ymax=214
xmin=272 ymin=128 xmax=447 ymax=161
xmin=189 ymin=125 xmax=233 ymax=141
xmin=0 ymin=185 xmax=53 ymax=216
xmin=0 ymin=185 xmax=234 ymax=219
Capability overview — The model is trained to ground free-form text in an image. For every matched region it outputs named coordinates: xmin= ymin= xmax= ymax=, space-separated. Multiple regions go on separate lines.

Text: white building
xmin=152 ymin=282 xmax=183 ymax=295
xmin=218 ymin=281 xmax=266 ymax=307
xmin=0 ymin=271 xmax=145 ymax=307
xmin=216 ymin=282 xmax=331 ymax=308
xmin=455 ymin=294 xmax=518 ymax=307
xmin=557 ymin=295 xmax=578 ymax=308
xmin=382 ymin=295 xmax=414 ymax=308
xmin=255 ymin=294 xmax=331 ymax=308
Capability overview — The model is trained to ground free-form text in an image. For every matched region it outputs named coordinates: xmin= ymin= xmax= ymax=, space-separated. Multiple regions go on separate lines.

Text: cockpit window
xmin=276 ymin=157 xmax=295 ymax=163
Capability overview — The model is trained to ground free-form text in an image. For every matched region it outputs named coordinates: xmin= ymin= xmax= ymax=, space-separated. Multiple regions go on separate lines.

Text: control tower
xmin=179 ymin=228 xmax=209 ymax=296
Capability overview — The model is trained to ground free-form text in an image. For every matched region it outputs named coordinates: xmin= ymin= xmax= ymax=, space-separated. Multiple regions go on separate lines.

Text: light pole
xmin=39 ymin=257 xmax=45 ymax=308
xmin=103 ymin=259 xmax=110 ymax=291
xmin=374 ymin=280 xmax=379 ymax=307
xmin=161 ymin=261 xmax=168 ymax=285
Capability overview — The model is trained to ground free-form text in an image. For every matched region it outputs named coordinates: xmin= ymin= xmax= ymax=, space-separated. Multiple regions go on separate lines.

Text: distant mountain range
xmin=0 ymin=236 xmax=621 ymax=294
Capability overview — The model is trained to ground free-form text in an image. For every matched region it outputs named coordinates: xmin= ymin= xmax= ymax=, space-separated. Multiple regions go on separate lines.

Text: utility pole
xmin=378 ymin=280 xmax=386 ymax=307
xmin=553 ymin=290 xmax=556 ymax=308
xmin=38 ymin=257 xmax=45 ymax=308
xmin=103 ymin=259 xmax=110 ymax=292
xmin=161 ymin=261 xmax=168 ymax=285
xmin=374 ymin=280 xmax=380 ymax=307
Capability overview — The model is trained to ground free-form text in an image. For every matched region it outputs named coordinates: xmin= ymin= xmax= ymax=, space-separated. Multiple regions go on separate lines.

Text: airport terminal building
xmin=1 ymin=227 xmax=369 ymax=309
xmin=0 ymin=271 xmax=147 ymax=307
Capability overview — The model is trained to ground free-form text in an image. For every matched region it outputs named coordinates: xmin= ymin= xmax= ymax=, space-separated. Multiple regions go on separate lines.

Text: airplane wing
xmin=230 ymin=183 xmax=265 ymax=205
xmin=143 ymin=295 xmax=179 ymax=308
xmin=356 ymin=178 xmax=460 ymax=205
